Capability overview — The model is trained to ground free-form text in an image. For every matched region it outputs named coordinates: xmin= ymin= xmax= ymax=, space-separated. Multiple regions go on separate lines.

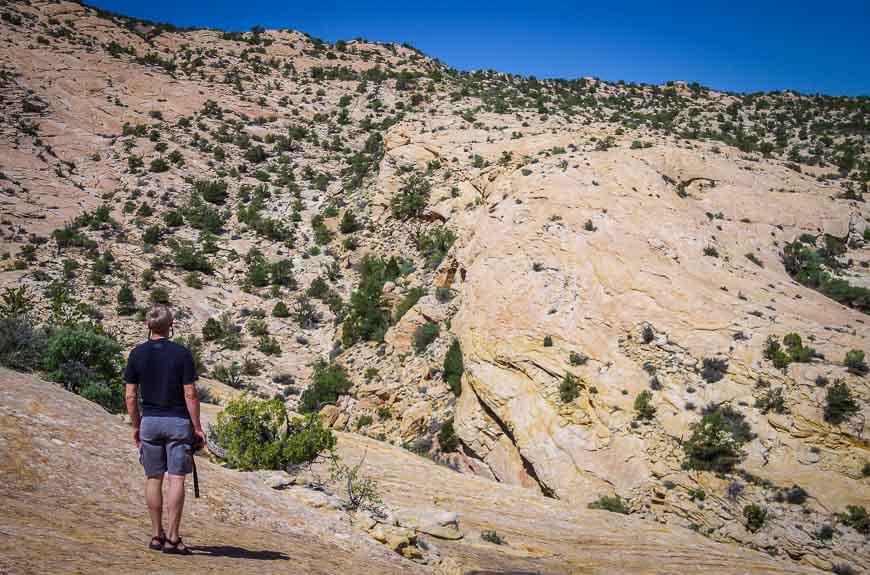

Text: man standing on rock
xmin=124 ymin=304 xmax=205 ymax=555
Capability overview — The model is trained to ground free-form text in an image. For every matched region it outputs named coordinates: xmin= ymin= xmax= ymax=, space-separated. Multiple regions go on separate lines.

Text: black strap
xmin=192 ymin=456 xmax=200 ymax=498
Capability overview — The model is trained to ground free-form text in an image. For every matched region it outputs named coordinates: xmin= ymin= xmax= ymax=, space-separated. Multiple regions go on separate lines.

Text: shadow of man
xmin=188 ymin=545 xmax=289 ymax=560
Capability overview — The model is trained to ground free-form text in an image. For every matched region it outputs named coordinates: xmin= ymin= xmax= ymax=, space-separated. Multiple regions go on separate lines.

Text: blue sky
xmin=86 ymin=1 xmax=870 ymax=96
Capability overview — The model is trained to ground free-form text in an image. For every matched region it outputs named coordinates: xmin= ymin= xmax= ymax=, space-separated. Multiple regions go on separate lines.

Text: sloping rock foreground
xmin=0 ymin=368 xmax=820 ymax=574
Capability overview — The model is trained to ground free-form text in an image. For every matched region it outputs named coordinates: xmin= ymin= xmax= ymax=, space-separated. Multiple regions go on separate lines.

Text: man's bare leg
xmin=145 ymin=475 xmax=164 ymax=539
xmin=165 ymin=474 xmax=187 ymax=549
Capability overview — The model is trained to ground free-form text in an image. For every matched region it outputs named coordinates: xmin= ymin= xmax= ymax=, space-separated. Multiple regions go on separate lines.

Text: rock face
xmin=0 ymin=368 xmax=825 ymax=574
xmin=382 ymin=130 xmax=870 ymax=570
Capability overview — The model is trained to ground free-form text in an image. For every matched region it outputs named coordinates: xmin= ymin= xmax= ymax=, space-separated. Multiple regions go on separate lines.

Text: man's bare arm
xmin=125 ymin=384 xmax=140 ymax=447
xmin=184 ymin=383 xmax=204 ymax=437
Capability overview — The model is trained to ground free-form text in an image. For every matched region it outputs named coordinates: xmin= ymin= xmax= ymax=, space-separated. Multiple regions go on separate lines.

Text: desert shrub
xmin=417 ymin=227 xmax=456 ymax=269
xmin=393 ymin=286 xmax=424 ymax=322
xmin=202 ymin=317 xmax=224 ymax=341
xmin=272 ymin=301 xmax=290 ymax=318
xmin=642 ymin=325 xmax=655 ymax=343
xmin=844 ymin=349 xmax=867 ymax=375
xmin=202 ymin=313 xmax=241 ymax=349
xmin=413 ymin=321 xmax=440 ymax=353
xmin=355 ymin=414 xmax=373 ymax=429
xmin=210 ymin=396 xmax=335 ymax=471
xmin=543 ymin=335 xmax=553 ymax=347
xmin=815 ymin=524 xmax=834 ymax=541
xmin=339 ymin=210 xmax=361 ymax=234
xmin=743 ymin=504 xmax=767 ymax=532
xmin=257 ymin=335 xmax=281 ymax=356
xmin=390 ymin=174 xmax=431 ymax=220
xmin=682 ymin=405 xmax=752 ymax=473
xmin=443 ymin=339 xmax=464 ymax=396
xmin=634 ymin=390 xmax=656 ymax=420
xmin=569 ymin=351 xmax=588 ymax=365
xmin=837 ymin=506 xmax=869 ymax=535
xmin=245 ymin=249 xmax=270 ymax=288
xmin=184 ymin=272 xmax=202 ymax=289
xmin=149 ymin=158 xmax=169 ymax=173
xmin=560 ymin=372 xmax=580 ymax=403
xmin=247 ymin=318 xmax=268 ymax=337
xmin=824 ymin=381 xmax=858 ymax=425
xmin=327 ymin=452 xmax=384 ymax=517
xmin=700 ymin=357 xmax=728 ymax=382
xmin=0 ymin=315 xmax=46 ymax=372
xmin=764 ymin=336 xmax=792 ymax=369
xmin=299 ymin=359 xmax=352 ymax=413
xmin=481 ymin=531 xmax=505 ymax=545
xmin=116 ymin=285 xmax=137 ymax=316
xmin=341 ymin=256 xmax=391 ymax=346
xmin=150 ymin=287 xmax=170 ymax=304
xmin=777 ymin=485 xmax=808 ymax=505
xmin=588 ymin=495 xmax=628 ymax=514
xmin=437 ymin=419 xmax=459 ymax=452
xmin=171 ymin=242 xmax=213 ymax=274
xmin=195 ymin=179 xmax=228 ymax=205
xmin=293 ymin=296 xmax=321 ymax=329
xmin=43 ymin=325 xmax=124 ymax=412
xmin=211 ymin=361 xmax=243 ymax=388
xmin=754 ymin=386 xmax=786 ymax=414
xmin=703 ymin=246 xmax=719 ymax=258
xmin=163 ymin=210 xmax=184 ymax=227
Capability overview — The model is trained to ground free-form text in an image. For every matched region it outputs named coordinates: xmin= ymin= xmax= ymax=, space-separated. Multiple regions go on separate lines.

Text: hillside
xmin=0 ymin=1 xmax=868 ymax=573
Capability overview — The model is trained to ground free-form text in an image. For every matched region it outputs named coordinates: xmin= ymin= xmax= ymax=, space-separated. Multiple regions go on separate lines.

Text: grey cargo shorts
xmin=139 ymin=416 xmax=194 ymax=476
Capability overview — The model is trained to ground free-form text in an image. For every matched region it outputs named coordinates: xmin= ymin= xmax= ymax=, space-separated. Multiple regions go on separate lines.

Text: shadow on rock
xmin=189 ymin=545 xmax=290 ymax=560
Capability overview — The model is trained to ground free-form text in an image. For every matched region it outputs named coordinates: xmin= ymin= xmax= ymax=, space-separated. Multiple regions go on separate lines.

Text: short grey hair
xmin=146 ymin=304 xmax=173 ymax=334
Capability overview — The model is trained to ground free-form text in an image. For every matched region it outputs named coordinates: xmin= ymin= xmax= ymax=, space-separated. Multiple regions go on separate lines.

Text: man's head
xmin=146 ymin=304 xmax=174 ymax=337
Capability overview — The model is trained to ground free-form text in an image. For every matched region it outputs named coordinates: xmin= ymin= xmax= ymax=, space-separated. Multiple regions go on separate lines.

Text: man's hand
xmin=133 ymin=427 xmax=141 ymax=449
xmin=192 ymin=427 xmax=206 ymax=451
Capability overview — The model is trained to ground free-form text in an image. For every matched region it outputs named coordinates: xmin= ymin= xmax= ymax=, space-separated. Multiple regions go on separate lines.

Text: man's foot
xmin=148 ymin=534 xmax=165 ymax=551
xmin=163 ymin=536 xmax=191 ymax=555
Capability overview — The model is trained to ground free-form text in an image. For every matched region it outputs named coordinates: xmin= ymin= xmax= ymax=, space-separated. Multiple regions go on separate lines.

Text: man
xmin=124 ymin=304 xmax=204 ymax=555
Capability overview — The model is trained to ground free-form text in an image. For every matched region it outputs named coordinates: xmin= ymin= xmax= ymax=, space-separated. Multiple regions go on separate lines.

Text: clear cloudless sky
xmin=84 ymin=0 xmax=870 ymax=96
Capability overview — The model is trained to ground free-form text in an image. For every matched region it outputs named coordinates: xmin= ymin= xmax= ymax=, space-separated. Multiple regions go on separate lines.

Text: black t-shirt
xmin=123 ymin=338 xmax=198 ymax=417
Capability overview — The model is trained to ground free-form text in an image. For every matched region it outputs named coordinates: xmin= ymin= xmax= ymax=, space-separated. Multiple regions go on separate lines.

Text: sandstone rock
xmin=395 ymin=509 xmax=463 ymax=540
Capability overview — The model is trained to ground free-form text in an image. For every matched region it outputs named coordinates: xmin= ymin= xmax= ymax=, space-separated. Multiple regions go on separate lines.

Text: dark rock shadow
xmin=188 ymin=545 xmax=289 ymax=560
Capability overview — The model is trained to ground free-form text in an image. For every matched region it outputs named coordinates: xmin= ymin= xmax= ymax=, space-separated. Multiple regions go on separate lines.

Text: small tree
xmin=438 ymin=419 xmax=459 ymax=452
xmin=328 ymin=451 xmax=385 ymax=517
xmin=390 ymin=174 xmax=431 ymax=220
xmin=560 ymin=372 xmax=580 ymax=403
xmin=116 ymin=285 xmax=137 ymax=316
xmin=682 ymin=405 xmax=751 ymax=473
xmin=634 ymin=390 xmax=656 ymax=420
xmin=443 ymin=339 xmax=464 ymax=396
xmin=210 ymin=396 xmax=335 ymax=471
xmin=299 ymin=359 xmax=352 ymax=413
xmin=824 ymin=381 xmax=859 ymax=425
xmin=272 ymin=301 xmax=290 ymax=318
xmin=743 ymin=504 xmax=767 ymax=532
xmin=844 ymin=349 xmax=868 ymax=375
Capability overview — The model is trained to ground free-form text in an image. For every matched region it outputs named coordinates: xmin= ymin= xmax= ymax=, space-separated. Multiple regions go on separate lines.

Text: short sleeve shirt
xmin=123 ymin=339 xmax=197 ymax=417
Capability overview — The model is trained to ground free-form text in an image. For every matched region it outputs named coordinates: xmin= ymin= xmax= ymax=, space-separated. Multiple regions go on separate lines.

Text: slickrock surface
xmin=1 ymin=368 xmax=823 ymax=574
